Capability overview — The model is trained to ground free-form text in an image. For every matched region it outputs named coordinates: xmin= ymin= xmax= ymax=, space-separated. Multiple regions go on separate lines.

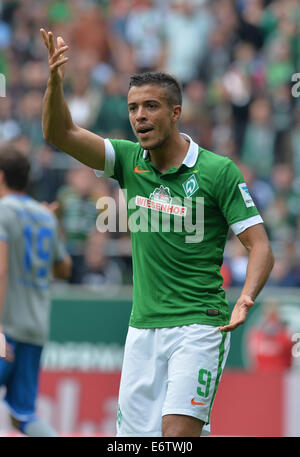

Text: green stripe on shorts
xmin=208 ymin=331 xmax=227 ymax=423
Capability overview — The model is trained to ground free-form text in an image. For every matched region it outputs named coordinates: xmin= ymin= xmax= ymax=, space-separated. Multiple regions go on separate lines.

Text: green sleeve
xmin=109 ymin=138 xmax=140 ymax=188
xmin=214 ymin=159 xmax=261 ymax=226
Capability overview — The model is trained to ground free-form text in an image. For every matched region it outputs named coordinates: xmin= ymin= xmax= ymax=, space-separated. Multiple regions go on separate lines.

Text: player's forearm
xmin=0 ymin=273 xmax=8 ymax=325
xmin=42 ymin=80 xmax=75 ymax=148
xmin=241 ymin=242 xmax=274 ymax=300
xmin=53 ymin=255 xmax=72 ymax=280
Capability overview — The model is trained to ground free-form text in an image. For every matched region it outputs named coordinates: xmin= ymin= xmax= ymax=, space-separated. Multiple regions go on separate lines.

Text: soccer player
xmin=40 ymin=29 xmax=274 ymax=437
xmin=0 ymin=144 xmax=72 ymax=437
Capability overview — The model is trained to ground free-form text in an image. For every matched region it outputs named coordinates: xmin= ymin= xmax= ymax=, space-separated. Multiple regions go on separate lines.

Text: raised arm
xmin=219 ymin=224 xmax=274 ymax=332
xmin=40 ymin=29 xmax=106 ymax=170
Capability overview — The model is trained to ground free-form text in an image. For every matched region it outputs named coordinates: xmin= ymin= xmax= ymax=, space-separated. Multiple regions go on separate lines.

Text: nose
xmin=135 ymin=106 xmax=147 ymax=121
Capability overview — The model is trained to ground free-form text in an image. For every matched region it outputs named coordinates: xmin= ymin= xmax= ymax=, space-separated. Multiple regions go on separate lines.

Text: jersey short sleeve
xmin=214 ymin=159 xmax=263 ymax=235
xmin=94 ymin=138 xmax=140 ymax=188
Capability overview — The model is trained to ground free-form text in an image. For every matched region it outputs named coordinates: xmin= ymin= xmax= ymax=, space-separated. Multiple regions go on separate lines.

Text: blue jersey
xmin=0 ymin=194 xmax=67 ymax=345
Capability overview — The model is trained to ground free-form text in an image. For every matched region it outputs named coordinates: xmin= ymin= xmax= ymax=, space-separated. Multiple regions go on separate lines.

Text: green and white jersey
xmin=0 ymin=194 xmax=67 ymax=345
xmin=95 ymin=134 xmax=263 ymax=328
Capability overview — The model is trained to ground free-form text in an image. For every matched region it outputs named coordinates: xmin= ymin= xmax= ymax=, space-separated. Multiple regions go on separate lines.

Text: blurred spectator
xmin=82 ymin=231 xmax=123 ymax=290
xmin=224 ymin=237 xmax=248 ymax=287
xmin=236 ymin=0 xmax=264 ymax=50
xmin=67 ymin=71 xmax=101 ymax=129
xmin=247 ymin=298 xmax=294 ymax=373
xmin=164 ymin=0 xmax=214 ymax=85
xmin=124 ymin=0 xmax=166 ymax=73
xmin=222 ymin=41 xmax=264 ymax=147
xmin=179 ymin=79 xmax=212 ymax=147
xmin=241 ymin=96 xmax=276 ymax=180
xmin=56 ymin=166 xmax=106 ymax=284
xmin=0 ymin=95 xmax=20 ymax=141
xmin=31 ymin=143 xmax=68 ymax=202
xmin=107 ymin=0 xmax=135 ymax=74
xmin=265 ymin=36 xmax=294 ymax=89
xmin=268 ymin=240 xmax=300 ymax=287
xmin=108 ymin=0 xmax=131 ymax=43
xmin=263 ymin=164 xmax=300 ymax=240
xmin=19 ymin=60 xmax=49 ymax=91
xmin=220 ymin=260 xmax=232 ymax=289
xmin=291 ymin=107 xmax=300 ymax=177
xmin=70 ymin=4 xmax=110 ymax=62
xmin=0 ymin=17 xmax=11 ymax=49
xmin=17 ymin=90 xmax=44 ymax=148
xmin=199 ymin=26 xmax=234 ymax=84
xmin=271 ymin=83 xmax=294 ymax=162
xmin=237 ymin=162 xmax=274 ymax=212
xmin=263 ymin=195 xmax=294 ymax=243
xmin=268 ymin=255 xmax=300 ymax=287
xmin=91 ymin=74 xmax=134 ymax=139
xmin=48 ymin=0 xmax=72 ymax=24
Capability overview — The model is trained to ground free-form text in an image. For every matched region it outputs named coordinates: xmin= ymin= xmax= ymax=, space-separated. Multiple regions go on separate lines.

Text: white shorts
xmin=116 ymin=324 xmax=230 ymax=437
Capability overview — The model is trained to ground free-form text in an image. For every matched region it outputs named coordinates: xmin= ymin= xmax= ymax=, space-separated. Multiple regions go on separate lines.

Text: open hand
xmin=219 ymin=294 xmax=254 ymax=332
xmin=40 ymin=28 xmax=69 ymax=84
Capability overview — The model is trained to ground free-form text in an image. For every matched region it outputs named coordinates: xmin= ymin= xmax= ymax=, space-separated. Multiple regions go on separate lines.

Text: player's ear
xmin=172 ymin=105 xmax=182 ymax=122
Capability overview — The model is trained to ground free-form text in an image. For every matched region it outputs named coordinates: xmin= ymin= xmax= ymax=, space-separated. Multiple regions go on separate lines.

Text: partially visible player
xmin=0 ymin=143 xmax=72 ymax=437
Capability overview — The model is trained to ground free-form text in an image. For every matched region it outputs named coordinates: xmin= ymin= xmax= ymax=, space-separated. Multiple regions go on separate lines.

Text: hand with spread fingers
xmin=40 ymin=28 xmax=69 ymax=84
xmin=219 ymin=294 xmax=254 ymax=333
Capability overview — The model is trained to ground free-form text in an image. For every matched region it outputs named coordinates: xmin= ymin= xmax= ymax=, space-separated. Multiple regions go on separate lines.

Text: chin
xmin=138 ymin=138 xmax=154 ymax=149
xmin=141 ymin=138 xmax=165 ymax=151
xmin=140 ymin=141 xmax=155 ymax=150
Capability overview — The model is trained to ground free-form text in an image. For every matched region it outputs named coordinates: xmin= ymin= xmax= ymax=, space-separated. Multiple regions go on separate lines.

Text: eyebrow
xmin=128 ymin=99 xmax=161 ymax=107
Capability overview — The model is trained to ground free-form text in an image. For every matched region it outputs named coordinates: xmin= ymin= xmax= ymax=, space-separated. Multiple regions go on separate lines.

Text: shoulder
xmin=0 ymin=199 xmax=17 ymax=220
xmin=197 ymin=148 xmax=236 ymax=176
xmin=199 ymin=148 xmax=232 ymax=167
xmin=28 ymin=199 xmax=57 ymax=224
xmin=108 ymin=138 xmax=142 ymax=155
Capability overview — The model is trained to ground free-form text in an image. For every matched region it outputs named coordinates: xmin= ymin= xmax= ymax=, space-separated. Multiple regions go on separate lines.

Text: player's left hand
xmin=0 ymin=332 xmax=5 ymax=358
xmin=0 ymin=333 xmax=14 ymax=362
xmin=41 ymin=201 xmax=60 ymax=214
xmin=219 ymin=294 xmax=254 ymax=332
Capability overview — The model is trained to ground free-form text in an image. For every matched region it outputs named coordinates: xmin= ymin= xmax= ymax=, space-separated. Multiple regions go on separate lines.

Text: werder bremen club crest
xmin=182 ymin=174 xmax=199 ymax=198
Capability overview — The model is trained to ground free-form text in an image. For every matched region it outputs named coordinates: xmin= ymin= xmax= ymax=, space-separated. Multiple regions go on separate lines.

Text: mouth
xmin=136 ymin=126 xmax=154 ymax=139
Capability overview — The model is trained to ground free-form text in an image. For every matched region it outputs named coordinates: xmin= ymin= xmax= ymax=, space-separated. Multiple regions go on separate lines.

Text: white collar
xmin=142 ymin=133 xmax=199 ymax=168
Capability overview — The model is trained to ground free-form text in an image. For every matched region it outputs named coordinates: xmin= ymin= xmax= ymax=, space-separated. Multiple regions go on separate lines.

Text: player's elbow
xmin=268 ymin=245 xmax=275 ymax=272
xmin=42 ymin=127 xmax=64 ymax=149
xmin=41 ymin=118 xmax=55 ymax=144
xmin=53 ymin=255 xmax=72 ymax=280
xmin=43 ymin=125 xmax=79 ymax=156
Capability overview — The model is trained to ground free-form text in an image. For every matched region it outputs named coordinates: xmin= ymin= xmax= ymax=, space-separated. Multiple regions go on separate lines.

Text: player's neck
xmin=149 ymin=131 xmax=189 ymax=173
xmin=0 ymin=187 xmax=26 ymax=198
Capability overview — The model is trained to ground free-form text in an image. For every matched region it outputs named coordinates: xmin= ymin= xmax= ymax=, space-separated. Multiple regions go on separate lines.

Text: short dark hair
xmin=129 ymin=72 xmax=182 ymax=107
xmin=0 ymin=143 xmax=30 ymax=191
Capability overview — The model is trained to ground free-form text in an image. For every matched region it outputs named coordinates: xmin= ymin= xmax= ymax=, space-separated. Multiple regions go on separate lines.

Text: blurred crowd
xmin=0 ymin=0 xmax=300 ymax=288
